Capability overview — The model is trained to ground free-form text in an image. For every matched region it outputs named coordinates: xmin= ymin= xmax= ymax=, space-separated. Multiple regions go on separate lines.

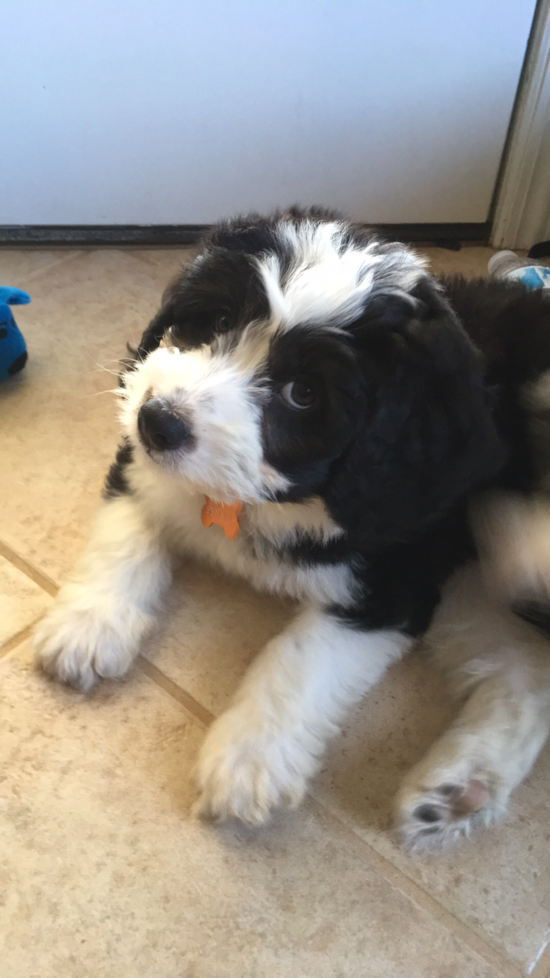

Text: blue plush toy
xmin=0 ymin=287 xmax=29 ymax=380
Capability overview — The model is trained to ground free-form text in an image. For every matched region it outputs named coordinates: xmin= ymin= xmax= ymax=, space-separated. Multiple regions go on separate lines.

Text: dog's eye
xmin=281 ymin=377 xmax=318 ymax=410
xmin=215 ymin=313 xmax=232 ymax=331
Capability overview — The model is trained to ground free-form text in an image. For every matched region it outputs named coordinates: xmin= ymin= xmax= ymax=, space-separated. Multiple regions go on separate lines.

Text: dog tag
xmin=201 ymin=497 xmax=243 ymax=541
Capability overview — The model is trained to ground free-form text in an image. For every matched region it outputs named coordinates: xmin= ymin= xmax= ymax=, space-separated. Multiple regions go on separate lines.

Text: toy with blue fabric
xmin=0 ymin=287 xmax=29 ymax=380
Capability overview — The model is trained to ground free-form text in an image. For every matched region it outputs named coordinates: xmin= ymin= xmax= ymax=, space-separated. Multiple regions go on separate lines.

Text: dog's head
xmin=121 ymin=208 xmax=506 ymax=551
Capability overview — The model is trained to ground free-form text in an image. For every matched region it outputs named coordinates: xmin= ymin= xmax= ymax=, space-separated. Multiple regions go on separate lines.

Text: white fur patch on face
xmin=256 ymin=219 xmax=427 ymax=331
xmin=120 ymin=344 xmax=288 ymax=504
xmin=120 ymin=217 xmax=426 ymax=505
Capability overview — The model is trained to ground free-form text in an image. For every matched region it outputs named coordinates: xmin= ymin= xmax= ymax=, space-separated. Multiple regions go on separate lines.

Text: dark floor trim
xmin=375 ymin=222 xmax=490 ymax=244
xmin=0 ymin=225 xmax=209 ymax=246
xmin=0 ymin=221 xmax=491 ymax=247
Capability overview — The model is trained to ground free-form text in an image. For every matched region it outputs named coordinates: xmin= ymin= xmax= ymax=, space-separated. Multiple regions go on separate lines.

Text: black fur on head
xmin=129 ymin=208 xmax=507 ymax=554
xmin=319 ymin=277 xmax=507 ymax=551
xmin=135 ymin=205 xmax=343 ymax=359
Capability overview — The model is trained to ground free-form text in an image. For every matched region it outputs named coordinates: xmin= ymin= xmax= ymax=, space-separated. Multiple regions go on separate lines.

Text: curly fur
xmin=35 ymin=207 xmax=550 ymax=845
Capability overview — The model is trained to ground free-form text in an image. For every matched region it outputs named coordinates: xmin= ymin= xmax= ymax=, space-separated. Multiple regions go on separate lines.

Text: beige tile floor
xmin=1 ymin=243 xmax=549 ymax=978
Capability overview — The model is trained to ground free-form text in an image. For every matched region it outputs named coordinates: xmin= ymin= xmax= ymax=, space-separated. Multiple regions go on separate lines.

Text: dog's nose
xmin=137 ymin=398 xmax=191 ymax=451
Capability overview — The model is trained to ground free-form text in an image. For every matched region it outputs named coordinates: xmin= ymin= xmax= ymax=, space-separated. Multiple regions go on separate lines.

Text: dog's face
xmin=121 ymin=212 xmax=420 ymax=503
xmin=121 ymin=209 xmax=505 ymax=549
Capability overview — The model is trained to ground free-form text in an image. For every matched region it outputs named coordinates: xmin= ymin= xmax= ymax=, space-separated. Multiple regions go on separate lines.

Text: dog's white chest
xmin=135 ymin=466 xmax=355 ymax=606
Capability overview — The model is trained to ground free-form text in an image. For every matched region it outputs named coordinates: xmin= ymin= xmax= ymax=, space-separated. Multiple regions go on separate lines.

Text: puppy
xmin=35 ymin=208 xmax=550 ymax=847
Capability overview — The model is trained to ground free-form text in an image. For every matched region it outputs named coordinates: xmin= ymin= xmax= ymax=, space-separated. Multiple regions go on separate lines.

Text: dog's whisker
xmin=82 ymin=388 xmax=126 ymax=399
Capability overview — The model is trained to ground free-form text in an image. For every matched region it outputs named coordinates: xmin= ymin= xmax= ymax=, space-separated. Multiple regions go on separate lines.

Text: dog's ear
xmin=324 ymin=276 xmax=507 ymax=551
xmin=134 ymin=275 xmax=183 ymax=359
xmin=134 ymin=246 xmax=268 ymax=360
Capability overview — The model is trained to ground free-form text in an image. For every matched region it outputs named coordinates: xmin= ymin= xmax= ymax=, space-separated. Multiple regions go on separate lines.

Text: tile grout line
xmin=131 ymin=647 xmax=524 ymax=975
xmin=303 ymin=795 xmax=523 ymax=978
xmin=0 ymin=539 xmax=59 ymax=597
xmin=120 ymin=245 xmax=199 ymax=269
xmin=138 ymin=643 xmax=524 ymax=975
xmin=0 ymin=609 xmax=525 ymax=978
xmin=8 ymin=249 xmax=86 ymax=287
xmin=530 ymin=938 xmax=550 ymax=977
xmin=0 ymin=619 xmax=43 ymax=660
xmin=120 ymin=248 xmax=186 ymax=268
xmin=0 ymin=534 xmax=531 ymax=974
xmin=134 ymin=656 xmax=524 ymax=976
xmin=123 ymin=251 xmax=161 ymax=268
xmin=137 ymin=656 xmax=214 ymax=727
xmin=0 ymin=537 xmax=215 ymax=732
xmin=6 ymin=244 xmax=192 ymax=286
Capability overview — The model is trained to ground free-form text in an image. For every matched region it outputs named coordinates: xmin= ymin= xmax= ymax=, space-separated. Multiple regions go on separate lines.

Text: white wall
xmin=1 ymin=0 xmax=536 ymax=225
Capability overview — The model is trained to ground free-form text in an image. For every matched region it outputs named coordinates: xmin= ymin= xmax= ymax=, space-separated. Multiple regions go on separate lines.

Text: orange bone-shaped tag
xmin=201 ymin=496 xmax=243 ymax=541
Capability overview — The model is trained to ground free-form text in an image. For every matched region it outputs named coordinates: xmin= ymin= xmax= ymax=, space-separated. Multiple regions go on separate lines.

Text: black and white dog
xmin=35 ymin=208 xmax=550 ymax=847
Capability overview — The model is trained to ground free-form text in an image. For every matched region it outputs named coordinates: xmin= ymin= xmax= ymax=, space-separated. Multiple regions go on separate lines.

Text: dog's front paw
xmin=195 ymin=706 xmax=311 ymax=825
xmin=34 ymin=584 xmax=138 ymax=692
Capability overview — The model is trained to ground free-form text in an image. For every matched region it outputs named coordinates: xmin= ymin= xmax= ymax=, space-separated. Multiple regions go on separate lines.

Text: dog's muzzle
xmin=137 ymin=397 xmax=191 ymax=452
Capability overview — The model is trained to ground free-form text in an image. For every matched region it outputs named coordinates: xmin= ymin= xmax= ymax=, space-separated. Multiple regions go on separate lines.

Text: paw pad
xmin=397 ymin=774 xmax=495 ymax=847
xmin=413 ymin=804 xmax=443 ymax=823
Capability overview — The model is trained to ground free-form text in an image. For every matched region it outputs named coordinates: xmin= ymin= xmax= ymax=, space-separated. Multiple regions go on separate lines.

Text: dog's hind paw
xmin=395 ymin=769 xmax=505 ymax=849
